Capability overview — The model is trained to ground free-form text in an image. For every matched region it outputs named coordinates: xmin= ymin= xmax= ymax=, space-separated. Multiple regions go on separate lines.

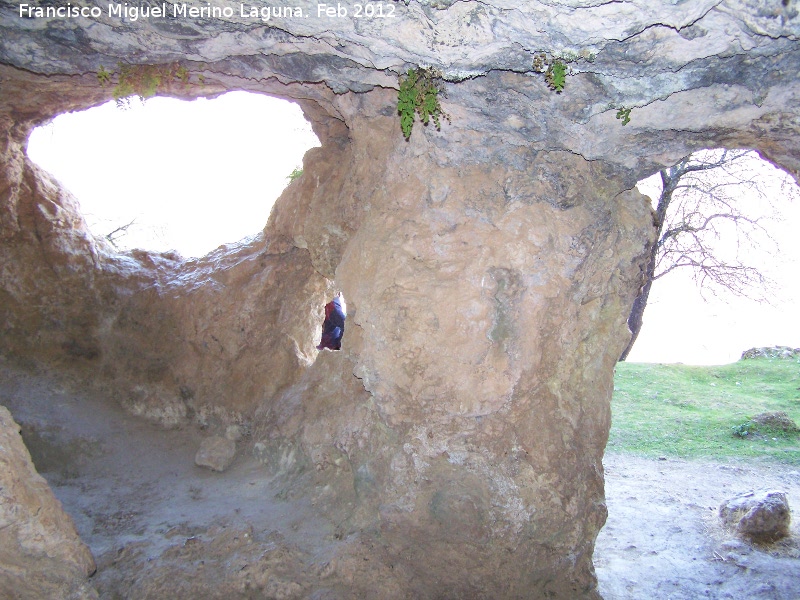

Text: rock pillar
xmin=0 ymin=67 xmax=657 ymax=596
xmin=0 ymin=406 xmax=97 ymax=598
xmin=259 ymin=90 xmax=656 ymax=598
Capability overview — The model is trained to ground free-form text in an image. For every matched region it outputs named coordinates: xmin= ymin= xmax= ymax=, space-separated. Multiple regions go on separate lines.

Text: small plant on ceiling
xmin=546 ymin=60 xmax=567 ymax=92
xmin=616 ymin=107 xmax=632 ymax=126
xmin=96 ymin=65 xmax=112 ymax=86
xmin=97 ymin=61 xmax=193 ymax=108
xmin=532 ymin=53 xmax=569 ymax=93
xmin=397 ymin=66 xmax=449 ymax=141
xmin=532 ymin=50 xmax=596 ymax=93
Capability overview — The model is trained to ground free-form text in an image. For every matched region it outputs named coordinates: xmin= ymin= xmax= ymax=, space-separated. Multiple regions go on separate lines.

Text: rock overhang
xmin=1 ymin=0 xmax=799 ymax=180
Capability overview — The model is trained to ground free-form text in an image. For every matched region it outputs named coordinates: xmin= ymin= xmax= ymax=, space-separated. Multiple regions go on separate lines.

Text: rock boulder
xmin=0 ymin=405 xmax=97 ymax=598
xmin=195 ymin=435 xmax=237 ymax=472
xmin=720 ymin=489 xmax=792 ymax=543
xmin=741 ymin=346 xmax=800 ymax=360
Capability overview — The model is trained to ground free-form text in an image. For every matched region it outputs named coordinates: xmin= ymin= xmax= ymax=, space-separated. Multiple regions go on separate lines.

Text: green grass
xmin=608 ymin=358 xmax=800 ymax=464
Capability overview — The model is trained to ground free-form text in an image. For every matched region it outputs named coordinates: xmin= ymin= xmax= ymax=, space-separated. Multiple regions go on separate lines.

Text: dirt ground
xmin=596 ymin=454 xmax=800 ymax=600
xmin=1 ymin=357 xmax=799 ymax=599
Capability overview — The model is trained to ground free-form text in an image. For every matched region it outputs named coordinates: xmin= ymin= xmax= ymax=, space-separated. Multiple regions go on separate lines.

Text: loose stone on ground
xmin=195 ymin=435 xmax=236 ymax=472
xmin=719 ymin=489 xmax=792 ymax=543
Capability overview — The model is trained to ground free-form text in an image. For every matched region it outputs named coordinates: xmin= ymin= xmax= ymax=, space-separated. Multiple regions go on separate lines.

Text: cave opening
xmin=25 ymin=91 xmax=320 ymax=258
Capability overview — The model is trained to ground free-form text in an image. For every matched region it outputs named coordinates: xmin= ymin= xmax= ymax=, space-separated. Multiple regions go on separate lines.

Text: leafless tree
xmin=620 ymin=149 xmax=799 ymax=361
xmin=104 ymin=218 xmax=138 ymax=249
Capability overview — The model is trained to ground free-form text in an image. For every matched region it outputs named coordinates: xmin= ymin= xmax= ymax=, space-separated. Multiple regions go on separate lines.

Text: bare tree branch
xmin=619 ymin=149 xmax=799 ymax=361
xmin=104 ymin=218 xmax=137 ymax=248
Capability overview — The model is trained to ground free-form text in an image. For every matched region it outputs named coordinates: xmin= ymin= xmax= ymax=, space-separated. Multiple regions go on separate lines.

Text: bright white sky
xmin=27 ymin=91 xmax=320 ymax=257
xmin=627 ymin=164 xmax=800 ymax=365
xmin=26 ymin=94 xmax=800 ymax=365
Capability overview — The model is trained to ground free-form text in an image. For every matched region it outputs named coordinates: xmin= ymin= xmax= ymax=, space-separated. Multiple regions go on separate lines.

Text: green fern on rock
xmin=108 ymin=62 xmax=193 ymax=108
xmin=397 ymin=67 xmax=449 ymax=140
xmin=545 ymin=61 xmax=567 ymax=92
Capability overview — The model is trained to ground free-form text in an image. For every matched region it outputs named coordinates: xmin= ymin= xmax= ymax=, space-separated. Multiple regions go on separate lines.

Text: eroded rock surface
xmin=720 ymin=489 xmax=793 ymax=542
xmin=0 ymin=405 xmax=97 ymax=599
xmin=1 ymin=1 xmax=800 ymax=597
xmin=195 ymin=435 xmax=237 ymax=472
xmin=742 ymin=346 xmax=800 ymax=360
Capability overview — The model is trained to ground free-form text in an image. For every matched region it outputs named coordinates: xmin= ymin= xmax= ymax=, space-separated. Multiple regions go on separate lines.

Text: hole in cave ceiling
xmin=26 ymin=91 xmax=320 ymax=258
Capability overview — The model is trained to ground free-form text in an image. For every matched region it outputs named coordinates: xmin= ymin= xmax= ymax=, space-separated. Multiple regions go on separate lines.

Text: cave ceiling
xmin=1 ymin=0 xmax=799 ymax=179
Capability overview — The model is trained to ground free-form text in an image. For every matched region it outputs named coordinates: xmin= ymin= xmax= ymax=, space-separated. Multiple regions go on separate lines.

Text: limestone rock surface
xmin=1 ymin=1 xmax=800 ymax=598
xmin=0 ymin=405 xmax=97 ymax=599
xmin=720 ymin=489 xmax=792 ymax=542
xmin=742 ymin=346 xmax=800 ymax=360
xmin=195 ymin=435 xmax=237 ymax=472
xmin=2 ymin=0 xmax=800 ymax=176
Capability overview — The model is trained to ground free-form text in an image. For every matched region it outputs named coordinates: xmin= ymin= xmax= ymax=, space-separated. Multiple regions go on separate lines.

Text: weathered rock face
xmin=0 ymin=405 xmax=97 ymax=599
xmin=2 ymin=1 xmax=800 ymax=597
xmin=720 ymin=490 xmax=793 ymax=543
xmin=195 ymin=435 xmax=237 ymax=472
xmin=0 ymin=66 xmax=332 ymax=425
xmin=742 ymin=346 xmax=800 ymax=360
xmin=254 ymin=100 xmax=655 ymax=596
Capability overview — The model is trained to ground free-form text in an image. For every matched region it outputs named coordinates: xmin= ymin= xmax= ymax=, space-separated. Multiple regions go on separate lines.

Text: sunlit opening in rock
xmin=629 ymin=148 xmax=800 ymax=364
xmin=634 ymin=148 xmax=795 ymax=271
xmin=27 ymin=91 xmax=320 ymax=258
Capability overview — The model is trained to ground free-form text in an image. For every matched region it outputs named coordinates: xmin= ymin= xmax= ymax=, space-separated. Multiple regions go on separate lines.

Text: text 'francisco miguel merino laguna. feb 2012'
xmin=17 ymin=2 xmax=397 ymax=22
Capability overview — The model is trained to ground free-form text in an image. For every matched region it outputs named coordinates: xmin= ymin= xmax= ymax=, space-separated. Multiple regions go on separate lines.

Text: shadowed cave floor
xmin=1 ymin=357 xmax=799 ymax=599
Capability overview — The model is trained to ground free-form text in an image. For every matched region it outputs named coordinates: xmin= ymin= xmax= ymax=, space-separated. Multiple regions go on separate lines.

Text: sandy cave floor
xmin=1 ymin=357 xmax=799 ymax=599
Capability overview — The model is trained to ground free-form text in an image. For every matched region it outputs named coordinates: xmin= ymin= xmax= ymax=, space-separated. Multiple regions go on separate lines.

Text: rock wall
xmin=1 ymin=1 xmax=800 ymax=597
xmin=255 ymin=91 xmax=655 ymax=597
xmin=0 ymin=66 xmax=336 ymax=426
xmin=0 ymin=405 xmax=97 ymax=598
